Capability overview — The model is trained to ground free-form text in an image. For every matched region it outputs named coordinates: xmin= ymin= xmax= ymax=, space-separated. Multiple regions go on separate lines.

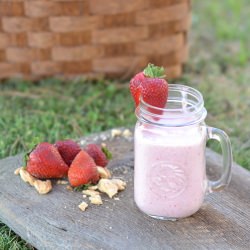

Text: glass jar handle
xmin=206 ymin=126 xmax=233 ymax=193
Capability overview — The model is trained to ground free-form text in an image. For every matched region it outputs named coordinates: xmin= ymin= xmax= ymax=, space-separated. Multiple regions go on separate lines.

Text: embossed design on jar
xmin=149 ymin=162 xmax=187 ymax=199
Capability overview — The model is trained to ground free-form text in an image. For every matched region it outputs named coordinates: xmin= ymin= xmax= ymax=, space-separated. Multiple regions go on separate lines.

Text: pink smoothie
xmin=134 ymin=121 xmax=207 ymax=219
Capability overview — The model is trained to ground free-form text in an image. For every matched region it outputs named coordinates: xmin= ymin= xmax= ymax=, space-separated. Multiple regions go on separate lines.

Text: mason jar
xmin=134 ymin=84 xmax=232 ymax=220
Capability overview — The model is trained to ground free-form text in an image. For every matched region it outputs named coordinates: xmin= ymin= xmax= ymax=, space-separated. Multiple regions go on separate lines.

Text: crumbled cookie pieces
xmin=97 ymin=166 xmax=111 ymax=179
xmin=34 ymin=180 xmax=52 ymax=195
xmin=16 ymin=167 xmax=52 ymax=194
xmin=78 ymin=201 xmax=88 ymax=211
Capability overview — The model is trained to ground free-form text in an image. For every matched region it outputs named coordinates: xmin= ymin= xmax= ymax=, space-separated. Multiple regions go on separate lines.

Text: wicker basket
xmin=0 ymin=0 xmax=191 ymax=80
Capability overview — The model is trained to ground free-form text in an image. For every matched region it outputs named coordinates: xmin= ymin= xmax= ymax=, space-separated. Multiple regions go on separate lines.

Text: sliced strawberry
xmin=54 ymin=139 xmax=81 ymax=166
xmin=85 ymin=144 xmax=111 ymax=167
xmin=129 ymin=63 xmax=168 ymax=110
xmin=68 ymin=150 xmax=99 ymax=187
xmin=129 ymin=72 xmax=145 ymax=107
xmin=26 ymin=142 xmax=69 ymax=179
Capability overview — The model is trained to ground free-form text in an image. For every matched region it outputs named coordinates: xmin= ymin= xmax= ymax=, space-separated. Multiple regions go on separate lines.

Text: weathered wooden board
xmin=0 ymin=129 xmax=249 ymax=250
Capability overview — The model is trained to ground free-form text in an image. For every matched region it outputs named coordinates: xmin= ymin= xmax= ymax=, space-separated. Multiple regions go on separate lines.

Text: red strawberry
xmin=26 ymin=142 xmax=69 ymax=179
xmin=140 ymin=77 xmax=168 ymax=109
xmin=129 ymin=63 xmax=168 ymax=109
xmin=85 ymin=144 xmax=111 ymax=167
xmin=54 ymin=139 xmax=81 ymax=166
xmin=129 ymin=72 xmax=145 ymax=107
xmin=68 ymin=150 xmax=99 ymax=187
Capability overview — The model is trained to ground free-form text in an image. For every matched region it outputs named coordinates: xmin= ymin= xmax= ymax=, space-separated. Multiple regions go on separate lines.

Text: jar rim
xmin=136 ymin=84 xmax=207 ymax=127
xmin=140 ymin=84 xmax=204 ymax=112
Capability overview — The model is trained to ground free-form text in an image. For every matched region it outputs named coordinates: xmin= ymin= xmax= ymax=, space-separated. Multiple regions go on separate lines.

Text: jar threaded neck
xmin=136 ymin=84 xmax=207 ymax=127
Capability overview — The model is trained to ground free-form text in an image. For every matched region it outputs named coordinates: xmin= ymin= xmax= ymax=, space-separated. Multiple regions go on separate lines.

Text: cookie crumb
xmin=97 ymin=166 xmax=111 ymax=179
xmin=111 ymin=129 xmax=122 ymax=138
xmin=122 ymin=129 xmax=132 ymax=138
xmin=89 ymin=195 xmax=103 ymax=205
xmin=88 ymin=185 xmax=98 ymax=190
xmin=57 ymin=180 xmax=68 ymax=185
xmin=82 ymin=190 xmax=100 ymax=196
xmin=66 ymin=185 xmax=73 ymax=191
xmin=98 ymin=179 xmax=118 ymax=198
xmin=34 ymin=180 xmax=52 ymax=194
xmin=14 ymin=167 xmax=22 ymax=175
xmin=78 ymin=201 xmax=88 ymax=211
xmin=111 ymin=179 xmax=126 ymax=191
xmin=19 ymin=168 xmax=36 ymax=186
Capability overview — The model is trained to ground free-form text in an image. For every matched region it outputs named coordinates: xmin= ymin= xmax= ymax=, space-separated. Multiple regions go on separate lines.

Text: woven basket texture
xmin=0 ymin=0 xmax=191 ymax=80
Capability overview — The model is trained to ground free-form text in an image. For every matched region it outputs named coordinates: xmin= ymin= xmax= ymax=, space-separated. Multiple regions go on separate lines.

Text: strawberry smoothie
xmin=134 ymin=120 xmax=207 ymax=219
xmin=133 ymin=83 xmax=232 ymax=220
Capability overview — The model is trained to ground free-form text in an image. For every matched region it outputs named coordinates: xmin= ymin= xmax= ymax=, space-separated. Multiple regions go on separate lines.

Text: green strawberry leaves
xmin=101 ymin=146 xmax=112 ymax=160
xmin=23 ymin=136 xmax=43 ymax=168
xmin=143 ymin=63 xmax=166 ymax=78
xmin=73 ymin=183 xmax=93 ymax=192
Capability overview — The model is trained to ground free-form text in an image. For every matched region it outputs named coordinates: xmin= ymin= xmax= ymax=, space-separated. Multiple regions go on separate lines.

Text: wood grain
xmin=0 ymin=129 xmax=249 ymax=250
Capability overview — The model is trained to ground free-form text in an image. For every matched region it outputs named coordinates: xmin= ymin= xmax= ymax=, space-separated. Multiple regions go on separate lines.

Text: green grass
xmin=187 ymin=0 xmax=250 ymax=168
xmin=0 ymin=78 xmax=135 ymax=159
xmin=0 ymin=0 xmax=250 ymax=248
xmin=0 ymin=222 xmax=32 ymax=250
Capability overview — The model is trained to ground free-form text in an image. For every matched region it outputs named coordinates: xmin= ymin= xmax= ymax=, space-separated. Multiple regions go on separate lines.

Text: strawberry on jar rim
xmin=129 ymin=63 xmax=168 ymax=109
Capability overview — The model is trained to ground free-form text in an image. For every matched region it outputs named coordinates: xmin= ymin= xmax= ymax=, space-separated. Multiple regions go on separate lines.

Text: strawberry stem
xmin=23 ymin=153 xmax=29 ymax=169
xmin=73 ymin=183 xmax=92 ymax=192
xmin=101 ymin=146 xmax=112 ymax=160
xmin=143 ymin=63 xmax=166 ymax=78
xmin=23 ymin=136 xmax=42 ymax=168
